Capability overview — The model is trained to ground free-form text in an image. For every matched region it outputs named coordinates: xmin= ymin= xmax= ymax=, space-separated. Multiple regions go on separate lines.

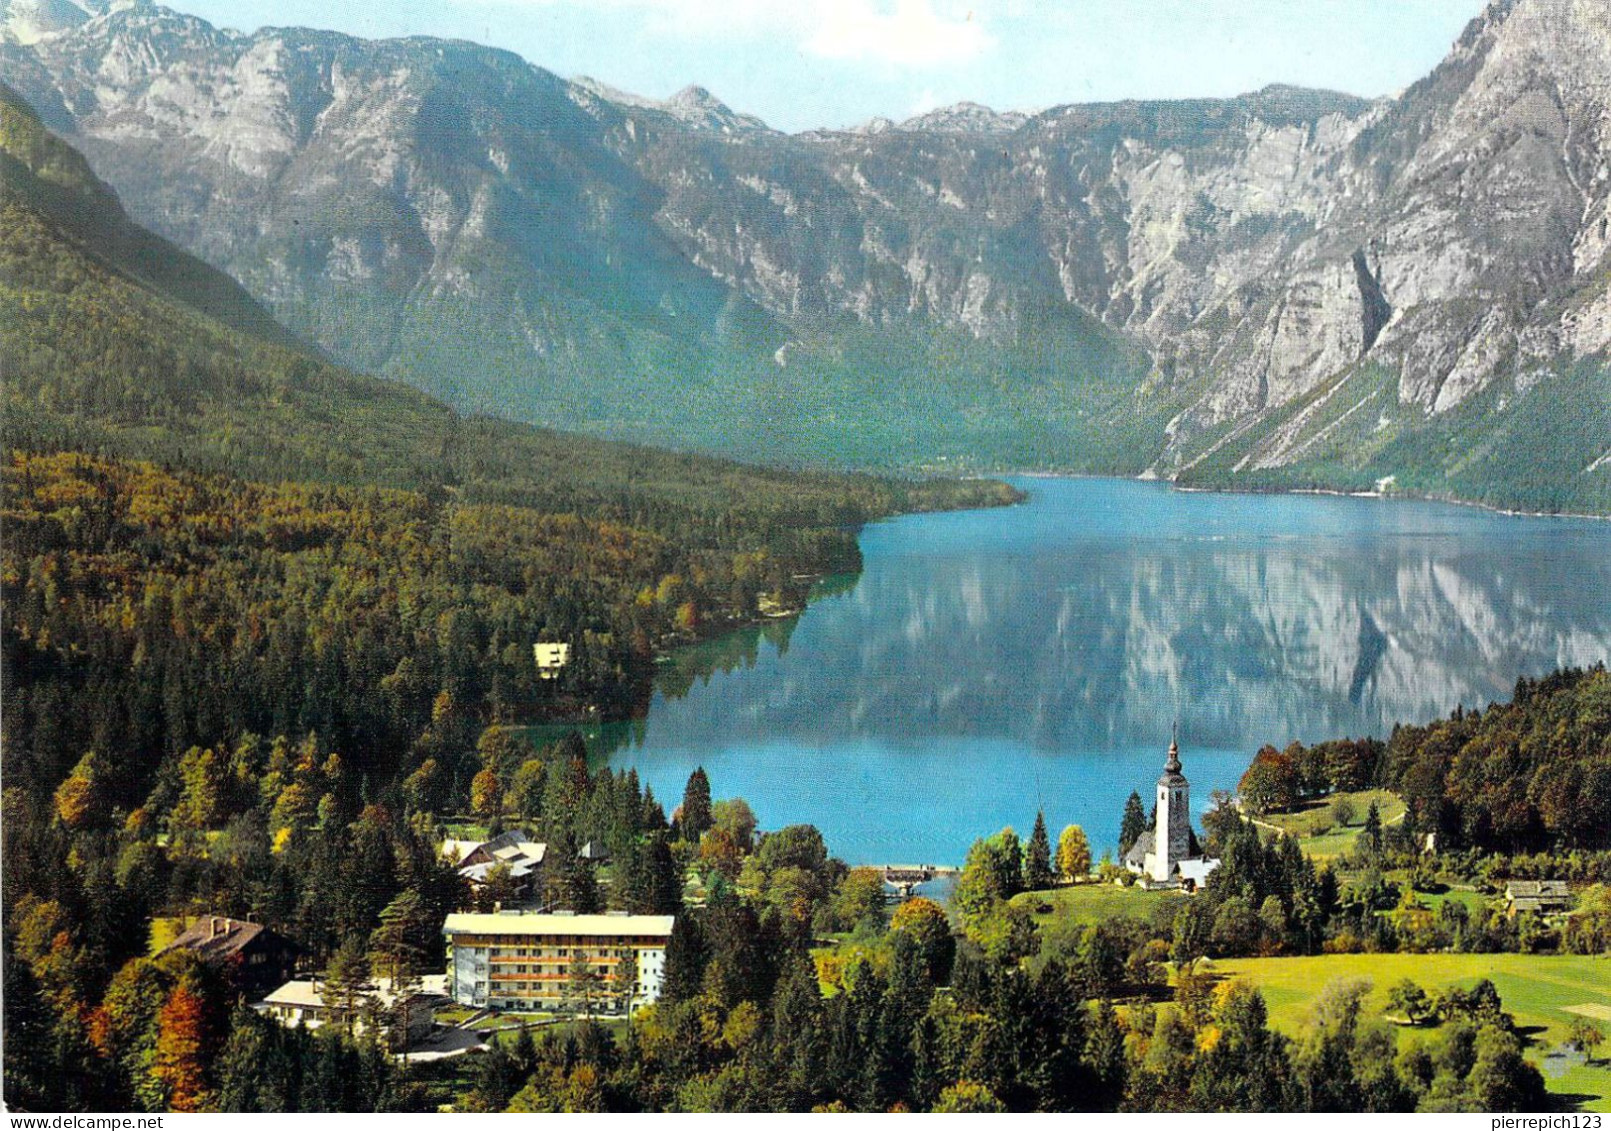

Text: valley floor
xmin=1210 ymin=953 xmax=1611 ymax=1112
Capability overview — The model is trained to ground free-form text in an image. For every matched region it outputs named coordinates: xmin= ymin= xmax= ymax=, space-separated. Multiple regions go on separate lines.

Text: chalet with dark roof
xmin=161 ymin=915 xmax=299 ymax=997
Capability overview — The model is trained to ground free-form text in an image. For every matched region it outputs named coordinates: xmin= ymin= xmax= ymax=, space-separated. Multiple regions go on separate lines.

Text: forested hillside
xmin=0 ymin=83 xmax=1019 ymax=1112
xmin=1384 ymin=667 xmax=1611 ymax=855
xmin=0 ymin=79 xmax=1014 ymax=782
xmin=1239 ymin=665 xmax=1611 ymax=856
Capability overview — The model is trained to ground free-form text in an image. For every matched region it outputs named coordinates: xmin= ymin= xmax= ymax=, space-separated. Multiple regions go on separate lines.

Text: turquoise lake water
xmin=605 ymin=478 xmax=1611 ymax=865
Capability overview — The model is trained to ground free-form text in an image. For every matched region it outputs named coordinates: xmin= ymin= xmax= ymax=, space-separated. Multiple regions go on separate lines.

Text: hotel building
xmin=441 ymin=912 xmax=674 ymax=1013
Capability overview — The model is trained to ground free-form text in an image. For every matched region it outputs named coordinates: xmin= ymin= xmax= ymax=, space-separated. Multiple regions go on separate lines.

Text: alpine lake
xmin=554 ymin=478 xmax=1611 ymax=868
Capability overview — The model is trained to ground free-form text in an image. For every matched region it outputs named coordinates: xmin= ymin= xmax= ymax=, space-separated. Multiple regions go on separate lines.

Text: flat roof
xmin=262 ymin=976 xmax=435 ymax=1008
xmin=442 ymin=913 xmax=674 ymax=938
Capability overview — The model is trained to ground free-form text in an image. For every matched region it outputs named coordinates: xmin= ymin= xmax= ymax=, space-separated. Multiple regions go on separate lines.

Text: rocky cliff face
xmin=0 ymin=0 xmax=114 ymax=45
xmin=1156 ymin=0 xmax=1611 ymax=476
xmin=2 ymin=0 xmax=1607 ymax=497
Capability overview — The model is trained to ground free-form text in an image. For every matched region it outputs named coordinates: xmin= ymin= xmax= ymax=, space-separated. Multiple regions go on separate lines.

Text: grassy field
xmin=146 ymin=915 xmax=190 ymax=955
xmin=1010 ymin=883 xmax=1185 ymax=955
xmin=1256 ymin=789 xmax=1407 ymax=861
xmin=1208 ymin=953 xmax=1611 ymax=1112
xmin=1418 ymin=888 xmax=1491 ymax=917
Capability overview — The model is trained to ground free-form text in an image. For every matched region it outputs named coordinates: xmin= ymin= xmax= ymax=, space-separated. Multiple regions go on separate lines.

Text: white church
xmin=1123 ymin=733 xmax=1221 ymax=890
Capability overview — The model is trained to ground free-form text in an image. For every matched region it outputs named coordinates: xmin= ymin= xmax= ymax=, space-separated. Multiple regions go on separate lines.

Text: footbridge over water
xmin=872 ymin=864 xmax=961 ymax=900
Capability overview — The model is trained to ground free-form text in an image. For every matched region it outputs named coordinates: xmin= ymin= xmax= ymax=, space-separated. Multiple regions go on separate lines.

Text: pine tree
xmin=321 ymin=936 xmax=372 ymax=1035
xmin=1024 ymin=811 xmax=1054 ymax=890
xmin=369 ymin=889 xmax=425 ymax=1048
xmin=1119 ymin=791 xmax=1147 ymax=855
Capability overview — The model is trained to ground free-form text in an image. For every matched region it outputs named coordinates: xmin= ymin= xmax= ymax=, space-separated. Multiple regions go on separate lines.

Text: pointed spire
xmin=1165 ymin=722 xmax=1182 ymax=775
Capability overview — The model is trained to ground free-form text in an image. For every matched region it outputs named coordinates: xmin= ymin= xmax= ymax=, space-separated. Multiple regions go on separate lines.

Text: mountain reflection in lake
xmin=601 ymin=479 xmax=1611 ymax=864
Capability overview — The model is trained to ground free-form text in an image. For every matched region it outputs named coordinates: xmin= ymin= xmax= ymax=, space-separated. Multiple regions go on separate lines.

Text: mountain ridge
xmin=2 ymin=0 xmax=1607 ymax=510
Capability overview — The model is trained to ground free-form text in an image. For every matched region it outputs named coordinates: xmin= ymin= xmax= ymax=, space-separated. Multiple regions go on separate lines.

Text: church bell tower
xmin=1150 ymin=728 xmax=1191 ymax=883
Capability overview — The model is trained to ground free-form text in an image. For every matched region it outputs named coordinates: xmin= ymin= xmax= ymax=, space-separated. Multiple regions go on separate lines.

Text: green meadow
xmin=1209 ymin=953 xmax=1611 ymax=1112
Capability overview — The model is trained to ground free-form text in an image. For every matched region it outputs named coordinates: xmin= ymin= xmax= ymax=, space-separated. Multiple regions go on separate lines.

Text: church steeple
xmin=1164 ymin=721 xmax=1182 ymax=776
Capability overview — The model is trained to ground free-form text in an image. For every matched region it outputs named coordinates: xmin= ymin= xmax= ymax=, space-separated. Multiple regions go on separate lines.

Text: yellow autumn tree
xmin=1057 ymin=824 xmax=1092 ymax=883
xmin=53 ymin=751 xmax=108 ymax=829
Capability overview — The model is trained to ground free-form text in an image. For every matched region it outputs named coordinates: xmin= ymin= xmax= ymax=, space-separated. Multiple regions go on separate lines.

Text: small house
xmin=259 ymin=975 xmax=441 ymax=1048
xmin=534 ymin=642 xmax=571 ymax=679
xmin=442 ymin=829 xmax=546 ymax=895
xmin=1504 ymin=880 xmax=1571 ymax=916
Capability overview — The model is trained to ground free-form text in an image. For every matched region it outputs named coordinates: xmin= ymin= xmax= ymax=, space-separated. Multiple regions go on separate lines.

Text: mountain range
xmin=2 ymin=0 xmax=1608 ymax=511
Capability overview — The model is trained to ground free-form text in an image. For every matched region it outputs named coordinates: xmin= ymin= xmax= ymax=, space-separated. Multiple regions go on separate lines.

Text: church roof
xmin=1123 ymin=829 xmax=1152 ymax=868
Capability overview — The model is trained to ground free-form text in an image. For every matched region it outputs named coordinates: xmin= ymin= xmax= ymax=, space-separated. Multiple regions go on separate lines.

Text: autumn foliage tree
xmin=1057 ymin=824 xmax=1092 ymax=883
xmin=471 ymin=768 xmax=503 ymax=819
xmin=1240 ymin=745 xmax=1303 ymax=814
xmin=153 ymin=982 xmax=211 ymax=1112
xmin=53 ymin=750 xmax=109 ymax=829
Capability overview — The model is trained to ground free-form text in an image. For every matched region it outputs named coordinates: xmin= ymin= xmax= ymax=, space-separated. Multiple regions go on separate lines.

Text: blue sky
xmin=173 ymin=0 xmax=1488 ymax=133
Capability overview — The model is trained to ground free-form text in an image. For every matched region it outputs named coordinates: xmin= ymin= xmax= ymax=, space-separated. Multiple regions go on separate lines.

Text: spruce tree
xmin=1024 ymin=811 xmax=1054 ymax=890
xmin=1119 ymin=791 xmax=1147 ymax=855
xmin=1363 ymin=800 xmax=1383 ymax=854
xmin=1084 ymin=999 xmax=1127 ymax=1109
xmin=644 ymin=833 xmax=682 ymax=914
xmin=661 ymin=913 xmax=707 ymax=1003
xmin=215 ymin=1006 xmax=273 ymax=1112
xmin=679 ymin=766 xmax=713 ymax=843
xmin=564 ymin=846 xmax=602 ymax=914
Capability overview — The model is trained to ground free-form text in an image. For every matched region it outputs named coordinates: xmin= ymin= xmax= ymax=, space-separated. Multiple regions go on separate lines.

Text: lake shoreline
xmin=599 ymin=476 xmax=1611 ymax=865
xmin=1002 ymin=469 xmax=1610 ymax=523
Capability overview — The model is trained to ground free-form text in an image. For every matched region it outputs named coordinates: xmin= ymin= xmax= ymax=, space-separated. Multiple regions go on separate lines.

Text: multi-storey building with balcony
xmin=441 ymin=912 xmax=674 ymax=1013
